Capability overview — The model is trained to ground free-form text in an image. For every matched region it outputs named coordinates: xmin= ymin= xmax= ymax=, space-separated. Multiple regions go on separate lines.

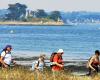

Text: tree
xmin=6 ymin=3 xmax=27 ymax=21
xmin=35 ymin=9 xmax=48 ymax=18
xmin=49 ymin=11 xmax=62 ymax=21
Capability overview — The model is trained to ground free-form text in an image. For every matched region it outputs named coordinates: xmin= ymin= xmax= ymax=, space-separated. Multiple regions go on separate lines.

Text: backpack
xmin=0 ymin=50 xmax=3 ymax=56
xmin=50 ymin=52 xmax=57 ymax=62
xmin=0 ymin=51 xmax=6 ymax=59
xmin=87 ymin=57 xmax=92 ymax=68
xmin=50 ymin=52 xmax=57 ymax=67
xmin=31 ymin=60 xmax=39 ymax=71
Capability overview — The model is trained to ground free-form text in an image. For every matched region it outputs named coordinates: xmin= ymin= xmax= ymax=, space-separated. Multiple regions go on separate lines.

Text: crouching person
xmin=87 ymin=50 xmax=100 ymax=76
xmin=0 ymin=45 xmax=16 ymax=68
xmin=33 ymin=54 xmax=46 ymax=80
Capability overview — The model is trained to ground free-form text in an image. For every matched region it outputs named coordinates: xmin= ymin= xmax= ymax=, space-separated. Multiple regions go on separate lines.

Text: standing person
xmin=51 ymin=49 xmax=64 ymax=80
xmin=33 ymin=54 xmax=46 ymax=80
xmin=34 ymin=54 xmax=46 ymax=71
xmin=87 ymin=50 xmax=100 ymax=76
xmin=0 ymin=45 xmax=15 ymax=68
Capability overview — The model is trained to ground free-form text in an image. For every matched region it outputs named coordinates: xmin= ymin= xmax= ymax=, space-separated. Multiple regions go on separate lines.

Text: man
xmin=52 ymin=49 xmax=64 ymax=80
xmin=87 ymin=50 xmax=100 ymax=76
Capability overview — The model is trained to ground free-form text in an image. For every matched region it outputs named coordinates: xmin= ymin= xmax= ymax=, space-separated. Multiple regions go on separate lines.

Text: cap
xmin=5 ymin=45 xmax=12 ymax=49
xmin=57 ymin=49 xmax=64 ymax=53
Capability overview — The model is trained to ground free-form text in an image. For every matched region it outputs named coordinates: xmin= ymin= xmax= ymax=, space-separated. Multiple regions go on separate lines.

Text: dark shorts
xmin=88 ymin=65 xmax=98 ymax=76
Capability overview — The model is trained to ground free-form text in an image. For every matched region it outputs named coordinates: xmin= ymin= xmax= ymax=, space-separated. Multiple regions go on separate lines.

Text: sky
xmin=0 ymin=0 xmax=100 ymax=12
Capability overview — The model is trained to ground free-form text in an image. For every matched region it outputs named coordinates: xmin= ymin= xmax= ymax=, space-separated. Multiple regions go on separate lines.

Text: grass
xmin=0 ymin=66 xmax=100 ymax=80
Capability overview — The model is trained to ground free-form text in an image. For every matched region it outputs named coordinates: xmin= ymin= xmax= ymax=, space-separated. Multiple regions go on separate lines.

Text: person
xmin=34 ymin=54 xmax=46 ymax=71
xmin=0 ymin=45 xmax=16 ymax=68
xmin=51 ymin=49 xmax=64 ymax=80
xmin=87 ymin=50 xmax=100 ymax=76
xmin=33 ymin=54 xmax=46 ymax=80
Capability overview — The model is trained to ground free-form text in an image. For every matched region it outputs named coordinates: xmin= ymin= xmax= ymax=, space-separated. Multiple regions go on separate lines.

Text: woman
xmin=34 ymin=54 xmax=46 ymax=80
xmin=0 ymin=45 xmax=15 ymax=68
xmin=87 ymin=50 xmax=100 ymax=76
xmin=34 ymin=54 xmax=46 ymax=71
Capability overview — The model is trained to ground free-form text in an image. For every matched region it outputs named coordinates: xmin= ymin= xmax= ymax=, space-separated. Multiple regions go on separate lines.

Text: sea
xmin=0 ymin=24 xmax=100 ymax=61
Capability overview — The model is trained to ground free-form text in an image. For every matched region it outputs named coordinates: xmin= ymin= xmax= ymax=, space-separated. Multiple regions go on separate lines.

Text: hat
xmin=57 ymin=49 xmax=64 ymax=53
xmin=3 ymin=45 xmax=12 ymax=51
xmin=4 ymin=45 xmax=12 ymax=49
xmin=40 ymin=54 xmax=46 ymax=58
xmin=5 ymin=45 xmax=12 ymax=48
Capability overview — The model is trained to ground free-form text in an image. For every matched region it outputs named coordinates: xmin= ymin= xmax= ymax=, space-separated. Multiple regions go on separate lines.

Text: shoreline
xmin=0 ymin=21 xmax=100 ymax=26
xmin=16 ymin=59 xmax=100 ymax=76
xmin=15 ymin=59 xmax=89 ymax=75
xmin=0 ymin=21 xmax=67 ymax=26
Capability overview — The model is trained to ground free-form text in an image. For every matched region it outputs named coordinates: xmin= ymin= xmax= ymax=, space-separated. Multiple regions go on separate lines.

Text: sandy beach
xmin=0 ymin=21 xmax=64 ymax=26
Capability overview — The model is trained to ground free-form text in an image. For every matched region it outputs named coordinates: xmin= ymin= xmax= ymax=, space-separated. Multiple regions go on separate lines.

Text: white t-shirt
xmin=1 ymin=51 xmax=12 ymax=65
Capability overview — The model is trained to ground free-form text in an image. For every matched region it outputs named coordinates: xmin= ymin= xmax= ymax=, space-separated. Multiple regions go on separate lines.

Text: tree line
xmin=4 ymin=3 xmax=62 ymax=22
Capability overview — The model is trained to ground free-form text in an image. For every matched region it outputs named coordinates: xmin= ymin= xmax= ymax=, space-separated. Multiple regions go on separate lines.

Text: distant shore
xmin=0 ymin=21 xmax=66 ymax=26
xmin=0 ymin=21 xmax=100 ymax=26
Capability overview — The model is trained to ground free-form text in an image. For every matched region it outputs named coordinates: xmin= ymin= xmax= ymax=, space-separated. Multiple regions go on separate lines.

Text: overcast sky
xmin=0 ymin=0 xmax=100 ymax=12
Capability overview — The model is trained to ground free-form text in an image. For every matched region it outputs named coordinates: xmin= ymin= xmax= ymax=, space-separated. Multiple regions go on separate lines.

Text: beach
xmin=15 ymin=58 xmax=100 ymax=77
xmin=0 ymin=0 xmax=100 ymax=79
xmin=0 ymin=21 xmax=64 ymax=26
xmin=14 ymin=56 xmax=88 ymax=75
xmin=0 ymin=57 xmax=100 ymax=80
xmin=0 ymin=24 xmax=100 ymax=79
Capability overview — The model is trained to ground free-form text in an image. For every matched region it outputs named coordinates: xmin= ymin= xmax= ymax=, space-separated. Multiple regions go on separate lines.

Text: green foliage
xmin=4 ymin=3 xmax=62 ymax=22
xmin=6 ymin=3 xmax=27 ymax=21
xmin=49 ymin=11 xmax=62 ymax=21
xmin=35 ymin=9 xmax=48 ymax=18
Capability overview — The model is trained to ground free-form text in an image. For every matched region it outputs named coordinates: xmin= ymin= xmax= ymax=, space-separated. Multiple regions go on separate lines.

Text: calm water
xmin=0 ymin=24 xmax=100 ymax=60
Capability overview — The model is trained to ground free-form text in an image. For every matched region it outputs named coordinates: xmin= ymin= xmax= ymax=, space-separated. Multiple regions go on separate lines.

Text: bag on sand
xmin=31 ymin=60 xmax=39 ymax=71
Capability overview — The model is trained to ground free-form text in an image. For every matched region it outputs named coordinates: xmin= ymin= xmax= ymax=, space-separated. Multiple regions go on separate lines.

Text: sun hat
xmin=57 ymin=49 xmax=64 ymax=53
